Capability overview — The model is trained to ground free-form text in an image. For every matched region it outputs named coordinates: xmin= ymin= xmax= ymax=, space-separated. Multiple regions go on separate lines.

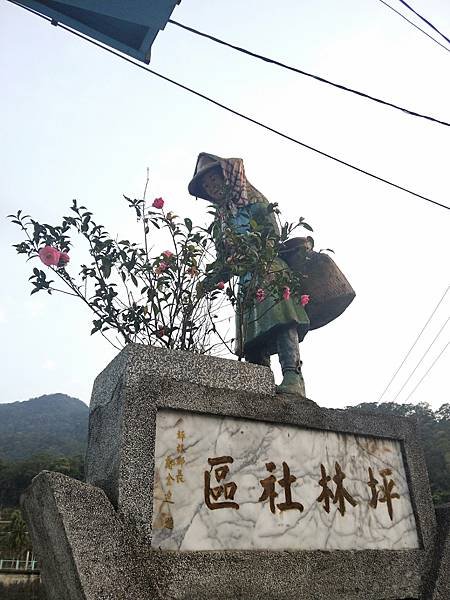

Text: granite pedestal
xmin=22 ymin=344 xmax=447 ymax=599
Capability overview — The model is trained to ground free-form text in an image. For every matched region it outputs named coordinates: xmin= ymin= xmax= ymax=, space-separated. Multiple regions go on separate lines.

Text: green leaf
xmin=184 ymin=218 xmax=193 ymax=232
xmin=102 ymin=259 xmax=111 ymax=279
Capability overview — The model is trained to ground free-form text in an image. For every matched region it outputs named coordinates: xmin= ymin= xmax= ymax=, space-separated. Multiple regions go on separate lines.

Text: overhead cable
xmin=376 ymin=0 xmax=450 ymax=53
xmin=397 ymin=0 xmax=450 ymax=46
xmin=7 ymin=0 xmax=450 ymax=211
xmin=376 ymin=285 xmax=450 ymax=402
xmin=403 ymin=341 xmax=449 ymax=402
xmin=168 ymin=19 xmax=450 ymax=128
xmin=391 ymin=316 xmax=449 ymax=402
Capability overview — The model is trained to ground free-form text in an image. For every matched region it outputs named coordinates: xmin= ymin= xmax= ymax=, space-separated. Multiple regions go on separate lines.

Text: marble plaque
xmin=151 ymin=409 xmax=419 ymax=551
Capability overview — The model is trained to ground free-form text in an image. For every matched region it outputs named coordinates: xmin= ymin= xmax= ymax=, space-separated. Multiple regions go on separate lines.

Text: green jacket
xmin=212 ymin=200 xmax=310 ymax=357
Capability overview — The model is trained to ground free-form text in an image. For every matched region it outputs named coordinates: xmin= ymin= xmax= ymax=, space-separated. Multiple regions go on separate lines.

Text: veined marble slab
xmin=151 ymin=409 xmax=419 ymax=551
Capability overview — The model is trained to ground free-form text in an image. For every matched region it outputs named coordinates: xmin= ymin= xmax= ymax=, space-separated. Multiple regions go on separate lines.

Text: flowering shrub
xmin=8 ymin=191 xmax=233 ymax=354
xmin=9 ymin=185 xmax=316 ymax=358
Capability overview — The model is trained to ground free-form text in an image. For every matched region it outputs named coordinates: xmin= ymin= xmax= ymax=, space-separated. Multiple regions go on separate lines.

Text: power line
xmin=168 ymin=19 xmax=450 ymax=128
xmin=376 ymin=0 xmax=450 ymax=53
xmin=403 ymin=341 xmax=449 ymax=402
xmin=391 ymin=316 xmax=449 ymax=402
xmin=397 ymin=0 xmax=450 ymax=46
xmin=7 ymin=0 xmax=450 ymax=211
xmin=376 ymin=285 xmax=449 ymax=402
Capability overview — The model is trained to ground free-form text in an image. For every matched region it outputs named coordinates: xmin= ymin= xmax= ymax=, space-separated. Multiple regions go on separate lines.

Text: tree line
xmin=0 ymin=454 xmax=84 ymax=511
xmin=350 ymin=401 xmax=450 ymax=505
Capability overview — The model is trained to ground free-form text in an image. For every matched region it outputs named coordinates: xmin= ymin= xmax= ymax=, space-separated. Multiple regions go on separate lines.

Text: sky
xmin=0 ymin=0 xmax=449 ymax=410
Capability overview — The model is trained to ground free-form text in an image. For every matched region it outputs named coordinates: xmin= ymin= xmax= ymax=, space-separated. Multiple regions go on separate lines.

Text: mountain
xmin=0 ymin=394 xmax=89 ymax=461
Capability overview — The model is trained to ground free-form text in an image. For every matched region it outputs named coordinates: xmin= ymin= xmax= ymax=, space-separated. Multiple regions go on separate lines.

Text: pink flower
xmin=152 ymin=197 xmax=164 ymax=209
xmin=156 ymin=327 xmax=166 ymax=338
xmin=162 ymin=250 xmax=173 ymax=259
xmin=256 ymin=288 xmax=266 ymax=303
xmin=300 ymin=294 xmax=310 ymax=307
xmin=155 ymin=261 xmax=169 ymax=275
xmin=283 ymin=286 xmax=291 ymax=301
xmin=59 ymin=252 xmax=70 ymax=266
xmin=216 ymin=281 xmax=225 ymax=290
xmin=38 ymin=246 xmax=60 ymax=266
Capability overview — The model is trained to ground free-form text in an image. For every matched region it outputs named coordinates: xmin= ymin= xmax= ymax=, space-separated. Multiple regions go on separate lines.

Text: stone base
xmin=21 ymin=345 xmax=443 ymax=600
xmin=428 ymin=504 xmax=450 ymax=599
xmin=22 ymin=471 xmax=150 ymax=600
xmin=23 ymin=471 xmax=428 ymax=600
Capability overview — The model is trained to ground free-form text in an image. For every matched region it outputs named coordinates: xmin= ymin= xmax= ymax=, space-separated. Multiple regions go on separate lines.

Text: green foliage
xmin=349 ymin=401 xmax=450 ymax=504
xmin=8 ymin=195 xmax=231 ymax=354
xmin=7 ymin=510 xmax=30 ymax=558
xmin=0 ymin=394 xmax=88 ymax=461
xmin=0 ymin=454 xmax=84 ymax=508
xmin=202 ymin=203 xmax=314 ymax=355
xmin=9 ymin=189 xmax=315 ymax=358
xmin=0 ymin=581 xmax=46 ymax=600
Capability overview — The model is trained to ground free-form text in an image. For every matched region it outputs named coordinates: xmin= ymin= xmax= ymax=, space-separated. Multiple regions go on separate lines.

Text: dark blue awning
xmin=18 ymin=1 xmax=181 ymax=63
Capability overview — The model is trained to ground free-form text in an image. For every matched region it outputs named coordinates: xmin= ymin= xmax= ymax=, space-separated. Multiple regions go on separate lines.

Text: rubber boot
xmin=276 ymin=325 xmax=306 ymax=396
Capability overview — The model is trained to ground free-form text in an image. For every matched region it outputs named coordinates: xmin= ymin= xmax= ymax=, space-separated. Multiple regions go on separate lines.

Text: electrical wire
xmin=168 ymin=19 xmax=450 ymax=128
xmin=7 ymin=0 xmax=450 ymax=211
xmin=376 ymin=0 xmax=450 ymax=53
xmin=391 ymin=316 xmax=449 ymax=402
xmin=376 ymin=285 xmax=449 ymax=402
xmin=403 ymin=341 xmax=449 ymax=402
xmin=397 ymin=0 xmax=450 ymax=46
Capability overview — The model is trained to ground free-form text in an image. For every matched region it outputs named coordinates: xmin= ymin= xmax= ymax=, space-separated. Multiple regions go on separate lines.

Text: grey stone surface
xmin=23 ymin=471 xmax=426 ymax=600
xmin=86 ymin=345 xmax=275 ymax=511
xmin=82 ymin=344 xmax=438 ymax=598
xmin=148 ymin=549 xmax=422 ymax=600
xmin=21 ymin=471 xmax=152 ymax=600
xmin=90 ymin=344 xmax=275 ymax=412
xmin=425 ymin=503 xmax=450 ymax=599
xmin=86 ymin=345 xmax=435 ymax=547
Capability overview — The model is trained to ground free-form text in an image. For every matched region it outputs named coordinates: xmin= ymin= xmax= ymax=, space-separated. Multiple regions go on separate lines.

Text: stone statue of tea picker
xmin=188 ymin=152 xmax=355 ymax=397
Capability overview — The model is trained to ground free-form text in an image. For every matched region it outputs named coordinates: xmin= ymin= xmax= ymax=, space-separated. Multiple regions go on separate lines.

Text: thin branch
xmin=142 ymin=167 xmax=150 ymax=258
xmin=48 ymin=285 xmax=79 ymax=297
